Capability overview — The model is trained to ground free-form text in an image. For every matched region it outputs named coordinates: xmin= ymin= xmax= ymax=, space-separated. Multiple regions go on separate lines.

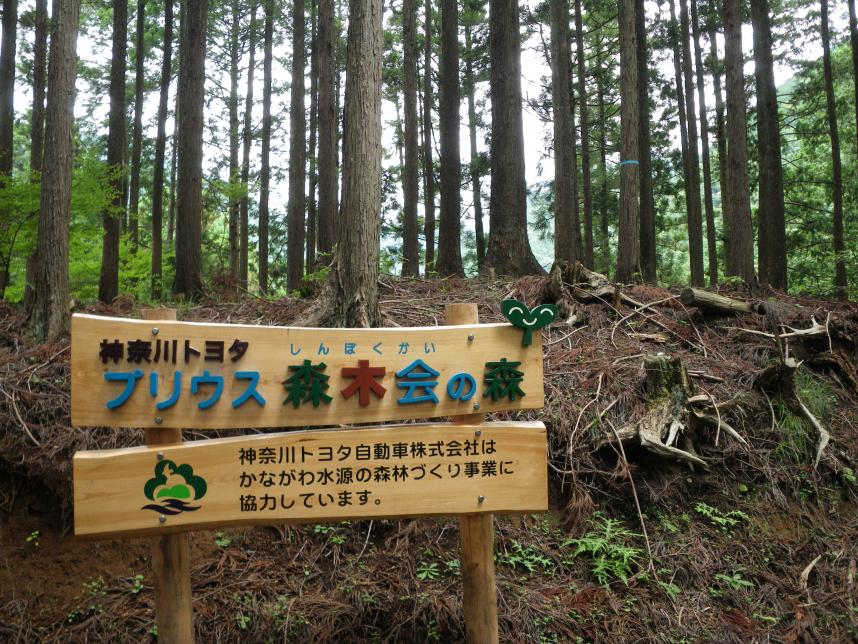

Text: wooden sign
xmin=70 ymin=314 xmax=544 ymax=430
xmin=73 ymin=421 xmax=548 ymax=538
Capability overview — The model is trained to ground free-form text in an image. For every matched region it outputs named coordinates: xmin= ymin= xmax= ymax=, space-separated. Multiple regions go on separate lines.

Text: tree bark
xmin=486 ymin=0 xmax=543 ymax=276
xmin=307 ymin=0 xmax=318 ymax=272
xmin=31 ymin=0 xmax=80 ymax=340
xmin=22 ymin=0 xmax=48 ymax=310
xmin=422 ymin=0 xmax=436 ymax=272
xmin=722 ymin=0 xmax=755 ymax=283
xmin=691 ymin=0 xmax=718 ymax=285
xmin=464 ymin=21 xmax=485 ymax=273
xmin=327 ymin=0 xmax=383 ymax=326
xmin=636 ymin=0 xmax=656 ymax=282
xmin=151 ymin=0 xmax=173 ymax=299
xmin=550 ymin=0 xmax=580 ymax=266
xmin=850 ymin=0 xmax=858 ymax=154
xmin=30 ymin=0 xmax=48 ymax=174
xmin=750 ymin=0 xmax=786 ymax=290
xmin=168 ymin=88 xmax=177 ymax=245
xmin=401 ymin=0 xmax=420 ymax=276
xmin=679 ymin=0 xmax=704 ymax=286
xmin=576 ymin=0 xmax=593 ymax=268
xmin=668 ymin=0 xmax=695 ymax=286
xmin=708 ymin=10 xmax=728 ymax=238
xmin=98 ymin=0 xmax=128 ymax=304
xmin=258 ymin=0 xmax=273 ymax=294
xmin=596 ymin=49 xmax=610 ymax=272
xmin=173 ymin=0 xmax=207 ymax=299
xmin=616 ymin=0 xmax=640 ymax=283
xmin=228 ymin=0 xmax=241 ymax=280
xmin=287 ymin=0 xmax=306 ymax=290
xmin=239 ymin=2 xmax=258 ymax=289
xmin=821 ymin=0 xmax=847 ymax=299
xmin=128 ymin=0 xmax=146 ymax=251
xmin=317 ymin=0 xmax=337 ymax=263
xmin=0 ymin=0 xmax=15 ymax=177
xmin=436 ymin=0 xmax=463 ymax=276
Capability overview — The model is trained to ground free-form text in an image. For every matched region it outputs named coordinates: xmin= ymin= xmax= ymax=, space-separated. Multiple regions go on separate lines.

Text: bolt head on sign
xmin=500 ymin=299 xmax=558 ymax=347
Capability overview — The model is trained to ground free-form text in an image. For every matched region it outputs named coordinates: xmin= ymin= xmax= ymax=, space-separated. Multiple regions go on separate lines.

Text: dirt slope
xmin=1 ymin=277 xmax=856 ymax=642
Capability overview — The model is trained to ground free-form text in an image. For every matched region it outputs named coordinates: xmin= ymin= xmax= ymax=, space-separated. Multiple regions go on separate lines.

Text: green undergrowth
xmin=772 ymin=368 xmax=838 ymax=465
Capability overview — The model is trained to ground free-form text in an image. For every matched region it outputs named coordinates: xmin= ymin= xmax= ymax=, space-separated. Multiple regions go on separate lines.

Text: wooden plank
xmin=140 ymin=308 xmax=195 ymax=644
xmin=447 ymin=303 xmax=500 ymax=644
xmin=70 ymin=314 xmax=544 ymax=429
xmin=73 ymin=422 xmax=547 ymax=538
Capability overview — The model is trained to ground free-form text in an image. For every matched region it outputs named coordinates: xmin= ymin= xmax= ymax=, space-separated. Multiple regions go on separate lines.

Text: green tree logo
xmin=501 ymin=299 xmax=557 ymax=346
xmin=142 ymin=460 xmax=207 ymax=515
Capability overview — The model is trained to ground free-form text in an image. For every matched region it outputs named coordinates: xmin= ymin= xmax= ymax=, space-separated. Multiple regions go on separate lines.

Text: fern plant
xmin=562 ymin=512 xmax=642 ymax=586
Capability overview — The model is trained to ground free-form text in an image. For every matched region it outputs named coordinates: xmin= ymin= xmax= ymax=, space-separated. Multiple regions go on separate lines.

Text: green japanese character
xmin=283 ymin=360 xmax=333 ymax=408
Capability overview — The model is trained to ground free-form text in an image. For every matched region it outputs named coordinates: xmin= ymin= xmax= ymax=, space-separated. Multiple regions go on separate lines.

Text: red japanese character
xmin=341 ymin=360 xmax=386 ymax=406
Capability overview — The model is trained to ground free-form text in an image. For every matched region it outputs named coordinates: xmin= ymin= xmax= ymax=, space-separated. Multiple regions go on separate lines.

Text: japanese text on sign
xmin=71 ymin=315 xmax=545 ymax=429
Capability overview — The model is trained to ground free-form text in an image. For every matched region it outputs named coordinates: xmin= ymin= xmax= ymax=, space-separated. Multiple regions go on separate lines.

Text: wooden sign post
xmin=70 ymin=306 xmax=549 ymax=643
xmin=447 ymin=303 xmax=499 ymax=644
xmin=141 ymin=308 xmax=193 ymax=644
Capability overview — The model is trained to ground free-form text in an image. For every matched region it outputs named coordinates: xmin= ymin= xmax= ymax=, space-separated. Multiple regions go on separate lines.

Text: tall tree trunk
xmin=0 ymin=0 xmax=16 ymax=177
xmin=486 ymin=0 xmax=543 ymax=275
xmin=436 ymin=0 xmax=463 ymax=276
xmin=22 ymin=0 xmax=48 ymax=310
xmin=316 ymin=0 xmax=337 ymax=262
xmin=307 ymin=0 xmax=318 ymax=272
xmin=227 ymin=0 xmax=241 ymax=280
xmin=750 ymin=0 xmax=786 ymax=290
xmin=668 ymin=0 xmax=690 ymax=262
xmin=30 ymin=0 xmax=48 ymax=173
xmin=174 ymin=0 xmax=207 ymax=298
xmin=708 ymin=11 xmax=728 ymax=227
xmin=128 ymin=0 xmax=146 ymax=251
xmin=287 ymin=0 xmax=306 ymax=290
xmin=821 ymin=0 xmax=847 ymax=298
xmin=550 ymin=0 xmax=580 ymax=264
xmin=616 ymin=0 xmax=640 ymax=282
xmin=575 ymin=0 xmax=593 ymax=268
xmin=691 ymin=0 xmax=718 ymax=285
xmin=169 ymin=1 xmax=180 ymax=253
xmin=422 ymin=0 xmax=436 ymax=272
xmin=401 ymin=0 xmax=420 ymax=276
xmin=151 ymin=0 xmax=173 ymax=299
xmin=722 ymin=0 xmax=755 ymax=283
xmin=596 ymin=49 xmax=610 ymax=272
xmin=258 ymin=0 xmax=273 ymax=294
xmin=636 ymin=0 xmax=656 ymax=281
xmin=32 ymin=0 xmax=80 ymax=340
xmin=98 ymin=0 xmax=128 ymax=303
xmin=464 ymin=22 xmax=485 ymax=272
xmin=668 ymin=0 xmax=697 ymax=286
xmin=850 ymin=0 xmax=858 ymax=152
xmin=679 ymin=0 xmax=704 ymax=286
xmin=327 ymin=0 xmax=383 ymax=326
xmin=239 ymin=2 xmax=257 ymax=289
xmin=168 ymin=102 xmax=177 ymax=245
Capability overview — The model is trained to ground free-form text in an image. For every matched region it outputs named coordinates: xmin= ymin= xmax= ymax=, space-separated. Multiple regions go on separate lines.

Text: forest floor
xmin=1 ymin=275 xmax=857 ymax=642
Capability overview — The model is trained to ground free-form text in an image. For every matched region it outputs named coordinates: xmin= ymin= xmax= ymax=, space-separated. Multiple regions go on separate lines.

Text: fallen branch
xmin=680 ymin=287 xmax=757 ymax=316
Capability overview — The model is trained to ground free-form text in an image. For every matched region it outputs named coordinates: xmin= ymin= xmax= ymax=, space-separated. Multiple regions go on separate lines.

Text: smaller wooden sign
xmin=73 ymin=422 xmax=548 ymax=538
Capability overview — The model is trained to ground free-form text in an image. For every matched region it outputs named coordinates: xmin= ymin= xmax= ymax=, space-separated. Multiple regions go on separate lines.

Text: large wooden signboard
xmin=73 ymin=422 xmax=547 ymax=538
xmin=71 ymin=307 xmax=550 ymax=643
xmin=70 ymin=314 xmax=544 ymax=429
